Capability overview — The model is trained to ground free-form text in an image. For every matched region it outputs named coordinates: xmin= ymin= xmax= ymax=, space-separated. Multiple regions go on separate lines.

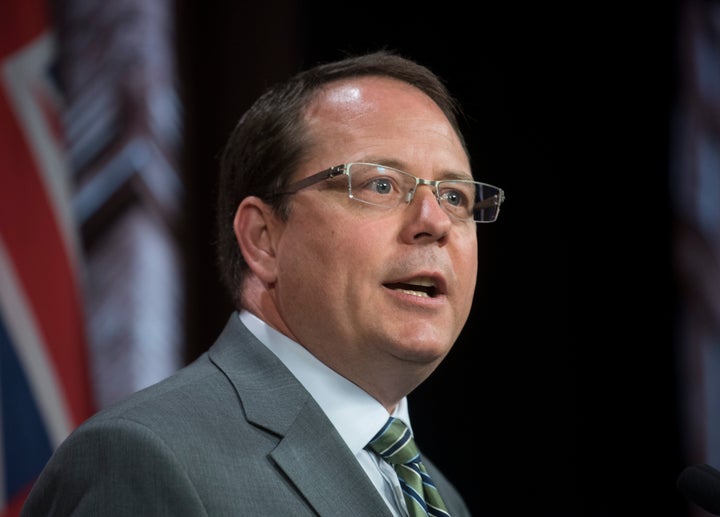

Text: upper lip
xmin=383 ymin=274 xmax=448 ymax=297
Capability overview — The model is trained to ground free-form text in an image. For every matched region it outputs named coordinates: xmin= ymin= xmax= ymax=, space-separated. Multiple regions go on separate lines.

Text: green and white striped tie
xmin=367 ymin=417 xmax=450 ymax=517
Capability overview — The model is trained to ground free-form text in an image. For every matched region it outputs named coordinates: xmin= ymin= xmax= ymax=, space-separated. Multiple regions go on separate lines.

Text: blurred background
xmin=2 ymin=0 xmax=718 ymax=516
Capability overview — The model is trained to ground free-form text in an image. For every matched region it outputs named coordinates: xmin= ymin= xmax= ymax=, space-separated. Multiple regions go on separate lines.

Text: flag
xmin=52 ymin=0 xmax=185 ymax=410
xmin=0 ymin=1 xmax=95 ymax=515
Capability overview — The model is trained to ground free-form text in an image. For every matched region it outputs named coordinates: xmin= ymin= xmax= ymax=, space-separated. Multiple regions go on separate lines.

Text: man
xmin=21 ymin=50 xmax=504 ymax=516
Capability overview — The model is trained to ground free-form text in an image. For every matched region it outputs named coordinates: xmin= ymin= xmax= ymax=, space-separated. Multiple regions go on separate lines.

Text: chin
xmin=392 ymin=338 xmax=451 ymax=365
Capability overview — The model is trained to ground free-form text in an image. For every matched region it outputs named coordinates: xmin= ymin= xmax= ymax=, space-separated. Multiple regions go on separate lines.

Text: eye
xmin=368 ymin=177 xmax=395 ymax=195
xmin=349 ymin=164 xmax=408 ymax=206
xmin=442 ymin=188 xmax=468 ymax=208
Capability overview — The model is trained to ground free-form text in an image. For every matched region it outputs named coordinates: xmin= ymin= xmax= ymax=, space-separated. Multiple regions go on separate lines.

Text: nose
xmin=401 ymin=184 xmax=452 ymax=242
xmin=405 ymin=177 xmax=445 ymax=207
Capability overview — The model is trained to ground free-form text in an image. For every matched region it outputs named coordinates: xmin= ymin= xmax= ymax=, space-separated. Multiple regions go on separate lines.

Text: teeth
xmin=412 ymin=278 xmax=435 ymax=287
xmin=397 ymin=289 xmax=430 ymax=298
xmin=384 ymin=277 xmax=438 ymax=298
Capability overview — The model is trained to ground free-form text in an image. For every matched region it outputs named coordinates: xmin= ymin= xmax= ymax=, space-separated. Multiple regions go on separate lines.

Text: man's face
xmin=270 ymin=76 xmax=478 ymax=395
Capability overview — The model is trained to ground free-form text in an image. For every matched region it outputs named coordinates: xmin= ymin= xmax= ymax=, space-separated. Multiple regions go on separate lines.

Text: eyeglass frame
xmin=268 ymin=162 xmax=505 ymax=223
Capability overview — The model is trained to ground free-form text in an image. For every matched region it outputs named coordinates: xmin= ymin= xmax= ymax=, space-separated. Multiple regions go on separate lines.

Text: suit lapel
xmin=271 ymin=398 xmax=392 ymax=516
xmin=209 ymin=314 xmax=393 ymax=516
xmin=208 ymin=314 xmax=311 ymax=434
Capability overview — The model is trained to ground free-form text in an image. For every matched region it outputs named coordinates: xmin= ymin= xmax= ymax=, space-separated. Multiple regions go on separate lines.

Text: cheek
xmin=456 ymin=240 xmax=479 ymax=301
xmin=277 ymin=222 xmax=374 ymax=327
xmin=279 ymin=218 xmax=353 ymax=286
xmin=453 ymin=227 xmax=477 ymax=256
xmin=290 ymin=221 xmax=382 ymax=307
xmin=302 ymin=211 xmax=379 ymax=256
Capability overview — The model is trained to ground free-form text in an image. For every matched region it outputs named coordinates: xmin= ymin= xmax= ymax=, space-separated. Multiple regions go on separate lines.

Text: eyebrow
xmin=359 ymin=158 xmax=474 ymax=182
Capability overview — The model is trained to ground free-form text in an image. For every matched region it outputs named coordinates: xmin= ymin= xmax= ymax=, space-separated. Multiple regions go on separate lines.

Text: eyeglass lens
xmin=346 ymin=163 xmax=501 ymax=222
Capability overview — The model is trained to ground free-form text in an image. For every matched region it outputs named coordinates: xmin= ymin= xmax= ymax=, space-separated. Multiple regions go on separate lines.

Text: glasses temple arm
xmin=474 ymin=191 xmax=505 ymax=209
xmin=276 ymin=165 xmax=346 ymax=195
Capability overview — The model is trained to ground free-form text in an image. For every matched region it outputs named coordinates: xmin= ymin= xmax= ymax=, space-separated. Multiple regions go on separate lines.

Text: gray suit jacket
xmin=21 ymin=313 xmax=471 ymax=516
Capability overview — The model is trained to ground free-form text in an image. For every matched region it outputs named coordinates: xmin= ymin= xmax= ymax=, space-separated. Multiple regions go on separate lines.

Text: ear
xmin=233 ymin=196 xmax=281 ymax=285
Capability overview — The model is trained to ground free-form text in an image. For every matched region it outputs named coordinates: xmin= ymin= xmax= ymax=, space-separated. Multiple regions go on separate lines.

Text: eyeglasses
xmin=272 ymin=162 xmax=505 ymax=223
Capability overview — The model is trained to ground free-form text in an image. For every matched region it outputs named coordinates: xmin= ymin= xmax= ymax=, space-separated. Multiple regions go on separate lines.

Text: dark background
xmin=175 ymin=2 xmax=690 ymax=515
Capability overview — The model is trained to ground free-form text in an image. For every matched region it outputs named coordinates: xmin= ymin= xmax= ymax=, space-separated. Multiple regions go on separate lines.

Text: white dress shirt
xmin=239 ymin=310 xmax=410 ymax=516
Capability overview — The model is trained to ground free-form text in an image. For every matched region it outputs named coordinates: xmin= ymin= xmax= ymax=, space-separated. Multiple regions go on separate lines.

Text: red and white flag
xmin=0 ymin=2 xmax=95 ymax=515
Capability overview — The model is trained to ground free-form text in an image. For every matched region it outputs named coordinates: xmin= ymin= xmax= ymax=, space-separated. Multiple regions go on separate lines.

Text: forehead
xmin=302 ymin=76 xmax=469 ymax=173
xmin=306 ymin=76 xmax=444 ymax=122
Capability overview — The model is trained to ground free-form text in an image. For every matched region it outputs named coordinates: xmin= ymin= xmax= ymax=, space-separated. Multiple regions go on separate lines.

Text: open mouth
xmin=384 ymin=280 xmax=439 ymax=298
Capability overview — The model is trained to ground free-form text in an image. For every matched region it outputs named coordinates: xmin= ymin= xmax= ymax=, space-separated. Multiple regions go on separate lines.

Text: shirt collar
xmin=238 ymin=310 xmax=411 ymax=454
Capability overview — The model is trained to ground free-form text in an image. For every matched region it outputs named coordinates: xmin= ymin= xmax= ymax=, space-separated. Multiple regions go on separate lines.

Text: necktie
xmin=366 ymin=417 xmax=450 ymax=517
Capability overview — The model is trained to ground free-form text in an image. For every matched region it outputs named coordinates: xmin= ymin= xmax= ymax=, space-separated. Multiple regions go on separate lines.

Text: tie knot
xmin=367 ymin=417 xmax=420 ymax=466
